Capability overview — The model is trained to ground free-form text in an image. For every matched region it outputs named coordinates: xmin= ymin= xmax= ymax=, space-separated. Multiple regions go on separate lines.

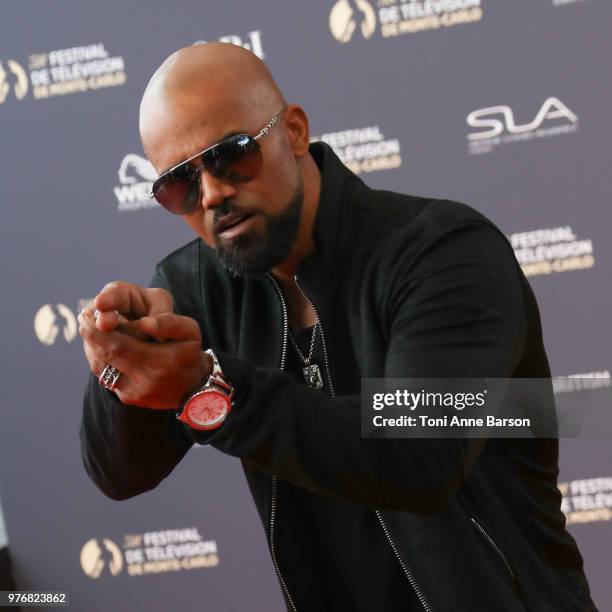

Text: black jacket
xmin=80 ymin=143 xmax=596 ymax=611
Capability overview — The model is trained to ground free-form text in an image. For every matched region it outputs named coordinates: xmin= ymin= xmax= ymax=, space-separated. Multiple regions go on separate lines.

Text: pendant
xmin=302 ymin=363 xmax=324 ymax=389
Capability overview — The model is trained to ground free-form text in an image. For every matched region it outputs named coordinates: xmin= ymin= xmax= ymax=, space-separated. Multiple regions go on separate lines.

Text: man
xmin=79 ymin=43 xmax=596 ymax=611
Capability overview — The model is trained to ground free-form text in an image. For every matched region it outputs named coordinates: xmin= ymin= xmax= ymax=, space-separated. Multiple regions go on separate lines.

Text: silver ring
xmin=99 ymin=364 xmax=122 ymax=391
xmin=93 ymin=309 xmax=120 ymax=321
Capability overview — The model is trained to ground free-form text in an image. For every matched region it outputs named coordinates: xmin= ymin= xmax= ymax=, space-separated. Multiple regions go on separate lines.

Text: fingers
xmin=93 ymin=308 xmax=121 ymax=332
xmin=92 ymin=309 xmax=150 ymax=339
xmin=93 ymin=282 xmax=173 ymax=320
xmin=144 ymin=288 xmax=174 ymax=316
xmin=93 ymin=281 xmax=141 ymax=317
xmin=78 ymin=309 xmax=147 ymax=376
xmin=138 ymin=313 xmax=201 ymax=342
xmin=79 ymin=307 xmax=145 ymax=339
xmin=79 ymin=307 xmax=208 ymax=409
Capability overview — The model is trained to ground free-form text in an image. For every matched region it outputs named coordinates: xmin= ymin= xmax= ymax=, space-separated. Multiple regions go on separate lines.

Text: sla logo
xmin=329 ymin=0 xmax=377 ymax=42
xmin=467 ymin=97 xmax=579 ymax=154
xmin=467 ymin=97 xmax=577 ymax=140
xmin=113 ymin=154 xmax=159 ymax=212
xmin=80 ymin=538 xmax=123 ymax=579
xmin=0 ymin=60 xmax=28 ymax=103
xmin=34 ymin=303 xmax=77 ymax=345
xmin=193 ymin=30 xmax=265 ymax=59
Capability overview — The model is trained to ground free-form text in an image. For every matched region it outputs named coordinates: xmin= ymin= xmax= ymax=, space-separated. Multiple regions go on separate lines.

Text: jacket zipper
xmin=376 ymin=512 xmax=433 ymax=612
xmin=266 ymin=273 xmax=297 ymax=612
xmin=470 ymin=517 xmax=516 ymax=583
xmin=293 ymin=274 xmax=432 ymax=612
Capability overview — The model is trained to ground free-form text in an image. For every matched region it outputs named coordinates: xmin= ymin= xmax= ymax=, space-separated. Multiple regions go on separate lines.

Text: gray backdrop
xmin=1 ymin=0 xmax=610 ymax=609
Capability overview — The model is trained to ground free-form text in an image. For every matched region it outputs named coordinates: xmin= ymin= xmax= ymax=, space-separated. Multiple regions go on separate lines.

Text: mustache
xmin=212 ymin=200 xmax=251 ymax=222
xmin=211 ymin=200 xmax=262 ymax=235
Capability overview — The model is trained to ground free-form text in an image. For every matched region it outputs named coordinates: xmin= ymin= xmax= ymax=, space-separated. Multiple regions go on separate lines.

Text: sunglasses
xmin=150 ymin=105 xmax=288 ymax=215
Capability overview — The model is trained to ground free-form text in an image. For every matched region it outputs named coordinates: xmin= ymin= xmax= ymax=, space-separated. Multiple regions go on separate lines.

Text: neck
xmin=272 ymin=153 xmax=321 ymax=283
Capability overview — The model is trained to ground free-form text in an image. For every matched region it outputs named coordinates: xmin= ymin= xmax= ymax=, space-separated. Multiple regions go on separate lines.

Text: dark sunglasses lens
xmin=152 ymin=134 xmax=262 ymax=214
xmin=153 ymin=172 xmax=200 ymax=215
xmin=209 ymin=135 xmax=262 ymax=181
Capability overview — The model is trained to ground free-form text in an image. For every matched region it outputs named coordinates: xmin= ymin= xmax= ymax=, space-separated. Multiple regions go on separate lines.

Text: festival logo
xmin=34 ymin=303 xmax=78 ymax=345
xmin=81 ymin=527 xmax=219 ymax=579
xmin=80 ymin=538 xmax=123 ymax=579
xmin=329 ymin=0 xmax=377 ymax=42
xmin=193 ymin=30 xmax=265 ymax=59
xmin=329 ymin=0 xmax=482 ymax=41
xmin=508 ymin=225 xmax=594 ymax=278
xmin=552 ymin=0 xmax=590 ymax=5
xmin=559 ymin=473 xmax=612 ymax=525
xmin=553 ymin=370 xmax=611 ymax=394
xmin=113 ymin=154 xmax=160 ymax=213
xmin=1 ymin=43 xmax=126 ymax=105
xmin=467 ymin=97 xmax=579 ymax=155
xmin=0 ymin=60 xmax=28 ymax=104
xmin=311 ymin=125 xmax=402 ymax=174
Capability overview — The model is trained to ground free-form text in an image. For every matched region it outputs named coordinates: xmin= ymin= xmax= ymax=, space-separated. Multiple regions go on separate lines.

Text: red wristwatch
xmin=177 ymin=349 xmax=234 ymax=431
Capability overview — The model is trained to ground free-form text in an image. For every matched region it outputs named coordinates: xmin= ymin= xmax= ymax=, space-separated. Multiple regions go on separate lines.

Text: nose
xmin=196 ymin=166 xmax=238 ymax=211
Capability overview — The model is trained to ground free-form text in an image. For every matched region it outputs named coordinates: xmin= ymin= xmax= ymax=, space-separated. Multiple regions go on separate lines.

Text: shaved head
xmin=139 ymin=43 xmax=320 ymax=279
xmin=140 ymin=43 xmax=285 ymax=163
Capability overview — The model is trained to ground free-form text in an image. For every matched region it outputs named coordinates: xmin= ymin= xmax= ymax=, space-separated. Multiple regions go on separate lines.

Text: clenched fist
xmin=78 ymin=281 xmax=211 ymax=409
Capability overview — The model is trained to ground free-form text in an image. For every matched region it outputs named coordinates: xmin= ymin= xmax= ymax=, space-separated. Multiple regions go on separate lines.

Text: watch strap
xmin=203 ymin=348 xmax=233 ymax=395
xmin=176 ymin=349 xmax=234 ymax=426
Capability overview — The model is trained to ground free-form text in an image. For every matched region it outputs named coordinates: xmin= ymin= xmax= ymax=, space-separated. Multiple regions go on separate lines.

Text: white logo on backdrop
xmin=329 ymin=0 xmax=377 ymax=42
xmin=118 ymin=154 xmax=157 ymax=184
xmin=113 ymin=154 xmax=159 ymax=212
xmin=0 ymin=60 xmax=28 ymax=103
xmin=80 ymin=538 xmax=124 ymax=579
xmin=312 ymin=125 xmax=402 ymax=174
xmin=467 ymin=97 xmax=579 ymax=154
xmin=1 ymin=44 xmax=126 ymax=104
xmin=508 ymin=225 xmax=594 ymax=277
xmin=193 ymin=30 xmax=265 ymax=59
xmin=330 ymin=0 xmax=481 ymax=41
xmin=34 ymin=303 xmax=78 ymax=345
xmin=467 ymin=97 xmax=578 ymax=140
xmin=552 ymin=0 xmax=590 ymax=6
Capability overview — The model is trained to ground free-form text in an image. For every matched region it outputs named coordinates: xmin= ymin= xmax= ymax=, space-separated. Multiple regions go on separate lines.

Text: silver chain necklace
xmin=288 ymin=321 xmax=324 ymax=390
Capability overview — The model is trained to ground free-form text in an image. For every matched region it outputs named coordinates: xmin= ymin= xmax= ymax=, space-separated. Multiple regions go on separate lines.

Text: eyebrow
xmin=158 ymin=130 xmax=241 ymax=177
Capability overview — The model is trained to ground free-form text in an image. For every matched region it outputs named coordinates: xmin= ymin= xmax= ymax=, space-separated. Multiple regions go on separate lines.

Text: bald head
xmin=138 ymin=43 xmax=320 ymax=279
xmin=139 ymin=43 xmax=285 ymax=163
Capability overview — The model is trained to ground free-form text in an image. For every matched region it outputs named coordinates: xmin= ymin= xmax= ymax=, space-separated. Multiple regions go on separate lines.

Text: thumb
xmin=138 ymin=313 xmax=201 ymax=342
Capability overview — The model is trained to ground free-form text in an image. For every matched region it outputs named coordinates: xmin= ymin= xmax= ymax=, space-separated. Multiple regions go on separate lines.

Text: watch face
xmin=184 ymin=389 xmax=231 ymax=430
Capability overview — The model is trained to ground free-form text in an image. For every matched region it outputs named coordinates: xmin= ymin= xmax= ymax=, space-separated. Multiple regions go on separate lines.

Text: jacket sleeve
xmin=79 ymin=270 xmax=194 ymax=501
xmin=179 ymin=224 xmax=528 ymax=513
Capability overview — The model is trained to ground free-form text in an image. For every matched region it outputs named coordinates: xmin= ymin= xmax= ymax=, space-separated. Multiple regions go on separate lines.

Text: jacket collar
xmin=296 ymin=142 xmax=364 ymax=283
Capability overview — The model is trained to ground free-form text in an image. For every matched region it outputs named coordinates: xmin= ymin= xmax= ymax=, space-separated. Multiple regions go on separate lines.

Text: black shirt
xmin=281 ymin=324 xmax=421 ymax=611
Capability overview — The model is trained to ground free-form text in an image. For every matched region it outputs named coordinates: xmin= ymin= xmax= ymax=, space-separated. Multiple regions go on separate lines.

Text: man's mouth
xmin=215 ymin=211 xmax=257 ymax=238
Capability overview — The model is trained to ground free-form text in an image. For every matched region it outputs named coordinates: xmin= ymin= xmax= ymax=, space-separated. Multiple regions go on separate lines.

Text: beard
xmin=213 ymin=177 xmax=304 ymax=278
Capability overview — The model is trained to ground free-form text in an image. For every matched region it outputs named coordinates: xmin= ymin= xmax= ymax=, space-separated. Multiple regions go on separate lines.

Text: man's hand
xmin=79 ymin=289 xmax=212 ymax=409
xmin=92 ymin=281 xmax=174 ymax=332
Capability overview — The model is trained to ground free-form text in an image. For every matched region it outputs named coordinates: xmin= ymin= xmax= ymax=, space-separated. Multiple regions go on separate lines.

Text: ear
xmin=283 ymin=104 xmax=310 ymax=158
